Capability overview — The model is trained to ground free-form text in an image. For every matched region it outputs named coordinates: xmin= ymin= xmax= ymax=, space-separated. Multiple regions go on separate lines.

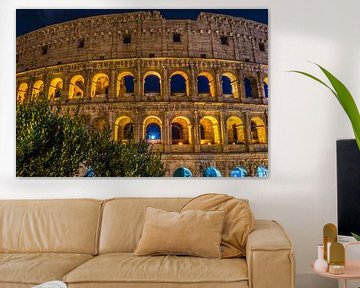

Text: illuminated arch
xmin=197 ymin=72 xmax=215 ymax=97
xmin=69 ymin=75 xmax=85 ymax=99
xmin=244 ymin=76 xmax=259 ymax=98
xmin=48 ymin=78 xmax=63 ymax=100
xmin=91 ymin=73 xmax=109 ymax=97
xmin=114 ymin=116 xmax=134 ymax=142
xmin=222 ymin=72 xmax=239 ymax=98
xmin=173 ymin=167 xmax=193 ymax=177
xmin=31 ymin=80 xmax=44 ymax=101
xmin=144 ymin=71 xmax=161 ymax=94
xmin=117 ymin=72 xmax=135 ymax=97
xmin=251 ymin=117 xmax=267 ymax=144
xmin=226 ymin=116 xmax=245 ymax=144
xmin=199 ymin=116 xmax=220 ymax=145
xmin=17 ymin=83 xmax=28 ymax=104
xmin=263 ymin=76 xmax=269 ymax=98
xmin=171 ymin=116 xmax=192 ymax=144
xmin=143 ymin=116 xmax=162 ymax=143
xmin=256 ymin=165 xmax=268 ymax=178
xmin=170 ymin=71 xmax=189 ymax=96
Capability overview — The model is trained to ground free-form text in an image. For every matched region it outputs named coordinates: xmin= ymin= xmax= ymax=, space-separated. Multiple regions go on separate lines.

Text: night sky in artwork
xmin=16 ymin=9 xmax=268 ymax=37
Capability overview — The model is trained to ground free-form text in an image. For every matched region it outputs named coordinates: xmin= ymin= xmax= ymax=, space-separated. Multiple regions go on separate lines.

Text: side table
xmin=311 ymin=242 xmax=360 ymax=288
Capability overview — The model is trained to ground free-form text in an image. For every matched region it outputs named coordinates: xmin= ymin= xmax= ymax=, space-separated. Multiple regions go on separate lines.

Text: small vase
xmin=314 ymin=244 xmax=328 ymax=272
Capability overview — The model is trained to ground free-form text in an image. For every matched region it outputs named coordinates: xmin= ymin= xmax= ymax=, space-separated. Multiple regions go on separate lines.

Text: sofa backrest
xmin=99 ymin=197 xmax=190 ymax=253
xmin=0 ymin=199 xmax=102 ymax=255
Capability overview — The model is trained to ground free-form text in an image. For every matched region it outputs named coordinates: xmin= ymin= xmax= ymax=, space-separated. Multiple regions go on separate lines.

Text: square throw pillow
xmin=181 ymin=193 xmax=255 ymax=258
xmin=134 ymin=207 xmax=225 ymax=258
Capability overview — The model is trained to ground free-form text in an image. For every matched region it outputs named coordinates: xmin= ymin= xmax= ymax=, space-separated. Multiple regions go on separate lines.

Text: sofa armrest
xmin=246 ymin=220 xmax=295 ymax=288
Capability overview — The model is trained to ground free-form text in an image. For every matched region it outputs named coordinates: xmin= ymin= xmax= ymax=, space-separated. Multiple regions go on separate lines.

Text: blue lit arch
xmin=230 ymin=166 xmax=248 ymax=177
xmin=173 ymin=167 xmax=193 ymax=177
xmin=256 ymin=165 xmax=268 ymax=178
xmin=203 ymin=167 xmax=222 ymax=177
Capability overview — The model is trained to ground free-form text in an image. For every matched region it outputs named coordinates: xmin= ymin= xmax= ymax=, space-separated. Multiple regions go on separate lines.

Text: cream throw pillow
xmin=181 ymin=194 xmax=255 ymax=258
xmin=134 ymin=207 xmax=225 ymax=258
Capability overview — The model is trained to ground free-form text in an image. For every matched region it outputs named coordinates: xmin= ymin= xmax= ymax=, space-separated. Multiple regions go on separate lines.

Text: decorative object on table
xmin=290 ymin=63 xmax=360 ymax=150
xmin=329 ymin=242 xmax=345 ymax=275
xmin=323 ymin=223 xmax=337 ymax=262
xmin=32 ymin=281 xmax=67 ymax=288
xmin=314 ymin=244 xmax=328 ymax=272
xmin=351 ymin=233 xmax=360 ymax=241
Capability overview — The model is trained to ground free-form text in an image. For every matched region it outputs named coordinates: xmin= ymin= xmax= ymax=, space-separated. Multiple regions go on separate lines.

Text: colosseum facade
xmin=16 ymin=11 xmax=269 ymax=177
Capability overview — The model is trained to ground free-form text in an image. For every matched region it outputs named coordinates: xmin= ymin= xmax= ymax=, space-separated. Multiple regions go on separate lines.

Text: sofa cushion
xmin=134 ymin=207 xmax=225 ymax=258
xmin=63 ymin=253 xmax=248 ymax=285
xmin=181 ymin=194 xmax=254 ymax=258
xmin=99 ymin=198 xmax=190 ymax=253
xmin=0 ymin=253 xmax=93 ymax=285
xmin=0 ymin=199 xmax=103 ymax=254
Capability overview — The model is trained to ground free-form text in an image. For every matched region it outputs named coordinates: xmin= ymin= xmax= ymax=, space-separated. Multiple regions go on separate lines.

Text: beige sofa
xmin=0 ymin=198 xmax=295 ymax=288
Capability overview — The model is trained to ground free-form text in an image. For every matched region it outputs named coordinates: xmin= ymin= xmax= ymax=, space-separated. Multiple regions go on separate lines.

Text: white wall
xmin=1 ymin=1 xmax=360 ymax=287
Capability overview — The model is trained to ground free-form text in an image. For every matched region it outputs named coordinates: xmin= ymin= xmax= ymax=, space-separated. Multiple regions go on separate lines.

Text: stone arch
xmin=263 ymin=76 xmax=269 ymax=98
xmin=199 ymin=116 xmax=220 ymax=145
xmin=251 ymin=117 xmax=267 ymax=144
xmin=69 ymin=75 xmax=85 ymax=99
xmin=244 ymin=76 xmax=258 ymax=98
xmin=143 ymin=116 xmax=162 ymax=143
xmin=91 ymin=73 xmax=109 ymax=97
xmin=256 ymin=165 xmax=268 ymax=177
xmin=114 ymin=116 xmax=134 ymax=142
xmin=171 ymin=116 xmax=192 ymax=144
xmin=117 ymin=71 xmax=135 ymax=97
xmin=197 ymin=72 xmax=215 ymax=97
xmin=226 ymin=116 xmax=245 ymax=144
xmin=48 ymin=78 xmax=63 ymax=100
xmin=144 ymin=71 xmax=161 ymax=95
xmin=170 ymin=71 xmax=189 ymax=96
xmin=173 ymin=167 xmax=193 ymax=177
xmin=203 ymin=166 xmax=222 ymax=177
xmin=222 ymin=72 xmax=239 ymax=98
xmin=31 ymin=80 xmax=44 ymax=101
xmin=17 ymin=82 xmax=28 ymax=104
xmin=230 ymin=166 xmax=248 ymax=177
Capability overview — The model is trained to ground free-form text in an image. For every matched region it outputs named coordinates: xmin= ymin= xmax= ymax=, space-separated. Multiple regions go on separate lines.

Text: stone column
xmin=84 ymin=71 xmax=92 ymax=100
xmin=109 ymin=70 xmax=116 ymax=99
xmin=220 ymin=111 xmax=228 ymax=152
xmin=137 ymin=59 xmax=142 ymax=101
xmin=164 ymin=112 xmax=171 ymax=153
xmin=215 ymin=69 xmax=222 ymax=101
xmin=238 ymin=70 xmax=246 ymax=102
xmin=257 ymin=72 xmax=264 ymax=101
xmin=26 ymin=78 xmax=34 ymax=103
xmin=190 ymin=65 xmax=197 ymax=101
xmin=194 ymin=111 xmax=201 ymax=152
xmin=163 ymin=66 xmax=169 ymax=101
xmin=62 ymin=74 xmax=70 ymax=101
xmin=244 ymin=113 xmax=252 ymax=152
xmin=135 ymin=111 xmax=141 ymax=143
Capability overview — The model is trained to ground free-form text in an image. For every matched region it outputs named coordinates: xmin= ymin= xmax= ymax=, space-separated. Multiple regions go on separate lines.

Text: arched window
xmin=199 ymin=116 xmax=220 ymax=145
xmin=114 ymin=116 xmax=134 ymax=142
xmin=31 ymin=80 xmax=44 ymax=101
xmin=222 ymin=72 xmax=238 ymax=97
xmin=203 ymin=167 xmax=222 ymax=177
xmin=230 ymin=166 xmax=248 ymax=177
xmin=263 ymin=77 xmax=269 ymax=98
xmin=256 ymin=165 xmax=268 ymax=178
xmin=17 ymin=83 xmax=28 ymax=104
xmin=69 ymin=75 xmax=84 ymax=99
xmin=146 ymin=123 xmax=161 ymax=141
xmin=197 ymin=72 xmax=215 ymax=96
xmin=91 ymin=73 xmax=109 ymax=97
xmin=226 ymin=116 xmax=245 ymax=144
xmin=173 ymin=167 xmax=193 ymax=177
xmin=48 ymin=78 xmax=63 ymax=100
xmin=144 ymin=72 xmax=161 ymax=95
xmin=171 ymin=116 xmax=191 ymax=144
xmin=251 ymin=117 xmax=267 ymax=144
xmin=244 ymin=77 xmax=258 ymax=98
xmin=117 ymin=72 xmax=135 ymax=97
xmin=170 ymin=72 xmax=188 ymax=96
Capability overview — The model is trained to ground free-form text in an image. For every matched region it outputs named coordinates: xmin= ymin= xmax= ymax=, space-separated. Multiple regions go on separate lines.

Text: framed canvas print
xmin=16 ymin=9 xmax=268 ymax=177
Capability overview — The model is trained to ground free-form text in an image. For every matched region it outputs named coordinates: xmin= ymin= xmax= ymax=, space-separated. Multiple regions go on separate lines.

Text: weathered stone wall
xmin=16 ymin=11 xmax=268 ymax=73
xmin=16 ymin=11 xmax=268 ymax=177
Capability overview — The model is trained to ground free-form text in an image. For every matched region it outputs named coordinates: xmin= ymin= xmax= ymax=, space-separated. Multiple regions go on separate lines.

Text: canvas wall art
xmin=16 ymin=9 xmax=269 ymax=177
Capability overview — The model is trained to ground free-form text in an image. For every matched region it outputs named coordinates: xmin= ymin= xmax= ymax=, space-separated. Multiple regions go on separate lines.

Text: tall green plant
xmin=290 ymin=63 xmax=360 ymax=150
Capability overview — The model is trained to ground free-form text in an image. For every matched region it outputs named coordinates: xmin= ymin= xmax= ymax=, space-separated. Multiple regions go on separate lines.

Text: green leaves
xmin=16 ymin=101 xmax=166 ymax=177
xmin=290 ymin=63 xmax=360 ymax=150
xmin=352 ymin=232 xmax=360 ymax=241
